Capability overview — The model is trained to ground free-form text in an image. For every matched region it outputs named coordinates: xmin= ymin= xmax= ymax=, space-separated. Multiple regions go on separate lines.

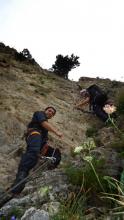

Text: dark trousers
xmin=18 ymin=137 xmax=61 ymax=173
xmin=11 ymin=135 xmax=61 ymax=194
xmin=93 ymin=104 xmax=108 ymax=122
xmin=18 ymin=134 xmax=44 ymax=174
xmin=11 ymin=134 xmax=44 ymax=194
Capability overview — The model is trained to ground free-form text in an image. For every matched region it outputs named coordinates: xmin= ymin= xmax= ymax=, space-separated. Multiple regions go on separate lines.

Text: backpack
xmin=87 ymin=84 xmax=108 ymax=107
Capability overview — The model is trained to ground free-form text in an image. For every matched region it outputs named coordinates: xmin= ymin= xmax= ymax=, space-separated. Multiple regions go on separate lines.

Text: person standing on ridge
xmin=11 ymin=106 xmax=63 ymax=194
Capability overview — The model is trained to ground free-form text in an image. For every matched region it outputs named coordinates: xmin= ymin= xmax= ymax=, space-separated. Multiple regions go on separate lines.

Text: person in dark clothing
xmin=75 ymin=84 xmax=112 ymax=122
xmin=11 ymin=106 xmax=63 ymax=194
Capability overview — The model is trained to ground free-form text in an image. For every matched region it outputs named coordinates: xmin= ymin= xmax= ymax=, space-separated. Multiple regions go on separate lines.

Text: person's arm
xmin=75 ymin=97 xmax=90 ymax=108
xmin=41 ymin=121 xmax=63 ymax=138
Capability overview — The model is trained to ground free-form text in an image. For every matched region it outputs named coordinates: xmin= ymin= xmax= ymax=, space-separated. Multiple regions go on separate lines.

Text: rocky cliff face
xmin=0 ymin=46 xmax=124 ymax=185
xmin=0 ymin=45 xmax=124 ymax=218
xmin=0 ymin=48 xmax=88 ymax=186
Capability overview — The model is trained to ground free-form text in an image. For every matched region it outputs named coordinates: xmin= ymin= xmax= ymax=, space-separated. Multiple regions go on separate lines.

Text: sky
xmin=0 ymin=0 xmax=124 ymax=82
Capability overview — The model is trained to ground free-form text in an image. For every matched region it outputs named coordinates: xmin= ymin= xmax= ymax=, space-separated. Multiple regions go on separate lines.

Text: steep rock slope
xmin=0 ymin=53 xmax=91 ymax=187
xmin=0 ymin=46 xmax=124 ymax=218
xmin=0 ymin=48 xmax=123 ymax=188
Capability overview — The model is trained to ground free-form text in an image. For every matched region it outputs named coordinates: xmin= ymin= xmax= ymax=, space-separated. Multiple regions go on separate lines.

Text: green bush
xmin=65 ymin=160 xmax=105 ymax=190
xmin=51 ymin=202 xmax=85 ymax=220
xmin=85 ymin=127 xmax=98 ymax=137
xmin=116 ymin=89 xmax=124 ymax=115
xmin=65 ymin=166 xmax=83 ymax=186
xmin=6 ymin=207 xmax=24 ymax=219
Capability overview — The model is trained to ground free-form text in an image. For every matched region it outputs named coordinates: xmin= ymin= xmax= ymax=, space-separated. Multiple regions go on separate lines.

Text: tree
xmin=51 ymin=54 xmax=80 ymax=79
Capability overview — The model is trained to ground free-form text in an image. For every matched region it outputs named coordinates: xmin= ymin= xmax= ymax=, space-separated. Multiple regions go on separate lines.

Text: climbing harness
xmin=40 ymin=143 xmax=49 ymax=156
xmin=26 ymin=130 xmax=41 ymax=141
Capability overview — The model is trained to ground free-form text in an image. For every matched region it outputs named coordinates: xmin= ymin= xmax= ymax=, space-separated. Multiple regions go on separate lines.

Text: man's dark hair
xmin=45 ymin=106 xmax=56 ymax=115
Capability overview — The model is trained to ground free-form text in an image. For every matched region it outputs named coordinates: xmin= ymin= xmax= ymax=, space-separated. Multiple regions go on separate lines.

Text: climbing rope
xmin=0 ymin=156 xmax=56 ymax=208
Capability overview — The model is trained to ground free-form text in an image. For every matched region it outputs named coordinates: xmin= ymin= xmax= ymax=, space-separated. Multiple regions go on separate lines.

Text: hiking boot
xmin=11 ymin=171 xmax=28 ymax=194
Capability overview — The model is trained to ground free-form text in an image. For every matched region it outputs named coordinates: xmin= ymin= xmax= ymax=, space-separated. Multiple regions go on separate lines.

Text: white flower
xmin=83 ymin=156 xmax=93 ymax=162
xmin=103 ymin=104 xmax=116 ymax=115
xmin=74 ymin=146 xmax=83 ymax=153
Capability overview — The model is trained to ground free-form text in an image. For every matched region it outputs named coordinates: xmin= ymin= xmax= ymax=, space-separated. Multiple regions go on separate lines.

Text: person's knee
xmin=18 ymin=151 xmax=39 ymax=172
xmin=21 ymin=151 xmax=39 ymax=162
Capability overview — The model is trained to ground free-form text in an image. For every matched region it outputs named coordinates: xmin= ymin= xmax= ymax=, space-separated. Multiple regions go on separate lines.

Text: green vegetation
xmin=54 ymin=132 xmax=124 ymax=219
xmin=101 ymin=176 xmax=124 ymax=218
xmin=116 ymin=88 xmax=124 ymax=115
xmin=52 ymin=181 xmax=87 ymax=220
xmin=51 ymin=54 xmax=80 ymax=79
xmin=0 ymin=42 xmax=36 ymax=65
xmin=5 ymin=207 xmax=24 ymax=219
xmin=85 ymin=127 xmax=98 ymax=137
